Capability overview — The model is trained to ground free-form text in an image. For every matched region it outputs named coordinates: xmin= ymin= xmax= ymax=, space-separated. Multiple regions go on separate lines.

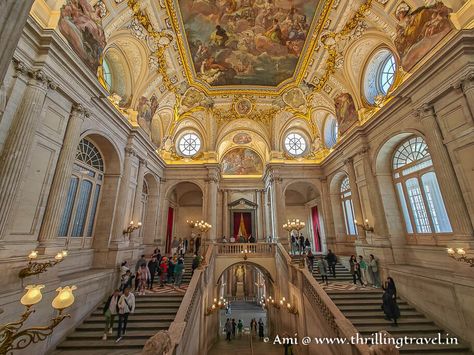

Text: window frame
xmin=59 ymin=139 xmax=104 ymax=247
xmin=284 ymin=132 xmax=307 ymax=157
xmin=324 ymin=115 xmax=338 ymax=148
xmin=392 ymin=136 xmax=452 ymax=239
xmin=177 ymin=131 xmax=202 ymax=157
xmin=340 ymin=176 xmax=357 ymax=237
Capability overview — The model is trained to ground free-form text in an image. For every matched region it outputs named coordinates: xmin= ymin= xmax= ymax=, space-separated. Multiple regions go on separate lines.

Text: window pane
xmin=58 ymin=177 xmax=79 ymax=236
xmin=178 ymin=133 xmax=201 ymax=156
xmin=405 ymin=178 xmax=431 ymax=233
xmin=421 ymin=172 xmax=452 ymax=233
xmin=396 ymin=183 xmax=413 ymax=233
xmin=346 ymin=199 xmax=356 ymax=235
xmin=71 ymin=180 xmax=93 ymax=237
xmin=284 ymin=133 xmax=306 ymax=156
xmin=86 ymin=185 xmax=101 ymax=237
xmin=342 ymin=201 xmax=349 ymax=235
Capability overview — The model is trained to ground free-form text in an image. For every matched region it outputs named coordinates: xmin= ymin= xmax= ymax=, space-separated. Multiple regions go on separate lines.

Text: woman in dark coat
xmin=258 ymin=318 xmax=264 ymax=340
xmin=382 ymin=277 xmax=400 ymax=326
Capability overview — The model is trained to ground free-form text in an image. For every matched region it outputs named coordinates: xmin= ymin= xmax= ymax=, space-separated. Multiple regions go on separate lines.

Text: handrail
xmin=275 ymin=244 xmax=373 ymax=355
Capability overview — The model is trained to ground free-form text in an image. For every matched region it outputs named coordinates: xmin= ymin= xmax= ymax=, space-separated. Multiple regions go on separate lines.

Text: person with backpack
xmin=102 ymin=289 xmax=120 ymax=340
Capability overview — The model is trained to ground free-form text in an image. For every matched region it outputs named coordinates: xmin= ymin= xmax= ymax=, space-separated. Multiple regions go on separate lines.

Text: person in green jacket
xmin=237 ymin=319 xmax=243 ymax=338
xmin=358 ymin=255 xmax=370 ymax=286
xmin=174 ymin=258 xmax=185 ymax=288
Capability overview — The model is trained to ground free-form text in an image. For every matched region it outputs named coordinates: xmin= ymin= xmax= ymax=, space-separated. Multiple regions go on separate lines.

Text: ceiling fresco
xmin=167 ymin=0 xmax=333 ymax=95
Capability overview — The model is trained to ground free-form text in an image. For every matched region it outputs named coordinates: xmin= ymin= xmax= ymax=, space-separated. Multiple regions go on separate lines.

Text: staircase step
xmin=331 ymin=299 xmax=408 ymax=306
xmin=343 ymin=310 xmax=425 ymax=318
xmin=57 ymin=339 xmax=145 ymax=349
xmin=76 ymin=322 xmax=171 ymax=331
xmin=66 ymin=330 xmax=159 ymax=340
xmin=84 ymin=315 xmax=176 ymax=322
xmin=351 ymin=318 xmax=435 ymax=326
xmin=91 ymin=308 xmax=179 ymax=316
xmin=357 ymin=324 xmax=443 ymax=334
xmin=338 ymin=304 xmax=415 ymax=311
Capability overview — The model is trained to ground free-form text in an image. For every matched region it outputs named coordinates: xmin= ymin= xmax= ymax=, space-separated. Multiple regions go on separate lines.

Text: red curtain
xmin=165 ymin=207 xmax=174 ymax=253
xmin=311 ymin=206 xmax=322 ymax=252
xmin=233 ymin=212 xmax=252 ymax=239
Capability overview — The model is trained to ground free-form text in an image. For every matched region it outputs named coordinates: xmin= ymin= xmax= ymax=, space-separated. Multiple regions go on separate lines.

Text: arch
xmin=142 ymin=173 xmax=160 ymax=248
xmin=214 ymin=258 xmax=277 ymax=287
xmin=79 ymin=130 xmax=123 ymax=174
xmin=329 ymin=170 xmax=349 ymax=195
xmin=164 ymin=180 xmax=205 ymax=201
xmin=216 ymin=261 xmax=275 ymax=285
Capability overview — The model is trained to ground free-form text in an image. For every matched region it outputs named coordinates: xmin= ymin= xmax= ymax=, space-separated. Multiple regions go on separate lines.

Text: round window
xmin=363 ymin=49 xmax=397 ymax=105
xmin=284 ymin=133 xmax=307 ymax=156
xmin=178 ymin=133 xmax=201 ymax=157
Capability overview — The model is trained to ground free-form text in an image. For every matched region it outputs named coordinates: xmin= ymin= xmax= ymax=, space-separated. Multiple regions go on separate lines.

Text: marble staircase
xmin=311 ymin=258 xmax=473 ymax=354
xmin=52 ymin=256 xmax=195 ymax=354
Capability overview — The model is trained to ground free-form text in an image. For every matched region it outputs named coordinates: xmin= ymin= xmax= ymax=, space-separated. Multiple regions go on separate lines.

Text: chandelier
xmin=283 ymin=219 xmax=306 ymax=232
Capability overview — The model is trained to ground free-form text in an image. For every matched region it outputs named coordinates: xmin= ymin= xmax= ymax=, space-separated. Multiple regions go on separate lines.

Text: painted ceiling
xmin=169 ymin=0 xmax=331 ymax=95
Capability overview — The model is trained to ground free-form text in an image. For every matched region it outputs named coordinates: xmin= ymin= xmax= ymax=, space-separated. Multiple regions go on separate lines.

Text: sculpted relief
xmin=394 ymin=1 xmax=452 ymax=71
xmin=59 ymin=0 xmax=107 ymax=72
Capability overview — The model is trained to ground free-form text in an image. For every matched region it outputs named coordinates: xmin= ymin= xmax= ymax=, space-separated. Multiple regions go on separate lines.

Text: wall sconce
xmin=285 ymin=301 xmax=298 ymax=315
xmin=265 ymin=296 xmax=280 ymax=310
xmin=354 ymin=219 xmax=374 ymax=232
xmin=123 ymin=220 xmax=142 ymax=237
xmin=0 ymin=284 xmax=76 ymax=353
xmin=241 ymin=249 xmax=252 ymax=260
xmin=205 ymin=297 xmax=227 ymax=316
xmin=447 ymin=248 xmax=474 ymax=267
xmin=18 ymin=250 xmax=68 ymax=279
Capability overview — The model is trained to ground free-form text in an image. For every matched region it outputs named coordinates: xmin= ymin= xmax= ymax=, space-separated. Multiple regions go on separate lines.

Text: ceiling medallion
xmin=164 ymin=0 xmax=335 ymax=96
xmin=233 ymin=132 xmax=252 ymax=145
xmin=233 ymin=97 xmax=253 ymax=116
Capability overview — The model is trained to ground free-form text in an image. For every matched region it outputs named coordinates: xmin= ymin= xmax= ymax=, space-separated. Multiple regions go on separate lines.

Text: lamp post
xmin=0 ymin=285 xmax=76 ymax=353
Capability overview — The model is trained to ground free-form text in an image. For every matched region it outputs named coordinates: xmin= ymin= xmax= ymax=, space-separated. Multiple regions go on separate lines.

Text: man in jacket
xmin=326 ymin=249 xmax=337 ymax=278
xmin=147 ymin=257 xmax=158 ymax=289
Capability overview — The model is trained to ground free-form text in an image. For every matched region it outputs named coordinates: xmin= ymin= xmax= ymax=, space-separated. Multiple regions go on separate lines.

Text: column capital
xmin=357 ymin=145 xmax=370 ymax=156
xmin=71 ymin=103 xmax=88 ymax=119
xmin=415 ymin=103 xmax=435 ymax=120
xmin=138 ymin=156 xmax=148 ymax=166
xmin=460 ymin=71 xmax=474 ymax=92
xmin=343 ymin=156 xmax=354 ymax=165
xmin=125 ymin=146 xmax=137 ymax=157
xmin=12 ymin=59 xmax=29 ymax=78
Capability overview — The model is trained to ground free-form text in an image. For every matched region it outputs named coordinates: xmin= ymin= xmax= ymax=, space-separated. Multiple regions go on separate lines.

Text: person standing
xmin=237 ymin=319 xmax=243 ymax=337
xmin=159 ymin=257 xmax=168 ymax=287
xmin=258 ymin=318 xmax=264 ymax=340
xmin=382 ymin=277 xmax=400 ymax=326
xmin=304 ymin=238 xmax=311 ymax=253
xmin=191 ymin=254 xmax=200 ymax=275
xmin=290 ymin=234 xmax=296 ymax=254
xmin=369 ymin=254 xmax=381 ymax=288
xmin=119 ymin=270 xmax=132 ymax=292
xmin=167 ymin=256 xmax=175 ymax=284
xmin=316 ymin=257 xmax=329 ymax=286
xmin=306 ymin=250 xmax=315 ymax=273
xmin=134 ymin=255 xmax=146 ymax=291
xmin=250 ymin=318 xmax=257 ymax=335
xmin=358 ymin=255 xmax=370 ymax=286
xmin=195 ymin=234 xmax=201 ymax=253
xmin=174 ymin=258 xmax=185 ymax=288
xmin=350 ymin=255 xmax=364 ymax=286
xmin=102 ymin=289 xmax=120 ymax=340
xmin=190 ymin=235 xmax=195 ymax=254
xmin=171 ymin=237 xmax=179 ymax=256
xmin=298 ymin=234 xmax=305 ymax=255
xmin=231 ymin=318 xmax=236 ymax=339
xmin=184 ymin=238 xmax=189 ymax=254
xmin=147 ymin=257 xmax=158 ymax=290
xmin=137 ymin=264 xmax=149 ymax=296
xmin=326 ymin=249 xmax=337 ymax=278
xmin=225 ymin=318 xmax=232 ymax=341
xmin=116 ymin=287 xmax=135 ymax=342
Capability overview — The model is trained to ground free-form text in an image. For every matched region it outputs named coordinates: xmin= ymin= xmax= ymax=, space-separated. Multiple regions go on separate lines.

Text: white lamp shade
xmin=52 ymin=285 xmax=77 ymax=310
xmin=21 ymin=285 xmax=45 ymax=306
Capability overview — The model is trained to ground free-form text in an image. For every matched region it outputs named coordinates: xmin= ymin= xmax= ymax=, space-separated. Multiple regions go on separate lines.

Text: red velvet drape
xmin=233 ymin=212 xmax=252 ymax=239
xmin=165 ymin=207 xmax=174 ymax=253
xmin=311 ymin=206 xmax=322 ymax=252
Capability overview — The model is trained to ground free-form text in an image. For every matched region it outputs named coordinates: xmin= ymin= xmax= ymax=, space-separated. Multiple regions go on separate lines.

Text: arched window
xmin=140 ymin=180 xmax=149 ymax=238
xmin=324 ymin=115 xmax=338 ymax=148
xmin=284 ymin=132 xmax=307 ymax=156
xmin=59 ymin=139 xmax=103 ymax=240
xmin=178 ymin=132 xmax=201 ymax=157
xmin=393 ymin=136 xmax=452 ymax=234
xmin=102 ymin=57 xmax=112 ymax=91
xmin=340 ymin=176 xmax=357 ymax=236
xmin=364 ymin=48 xmax=397 ymax=105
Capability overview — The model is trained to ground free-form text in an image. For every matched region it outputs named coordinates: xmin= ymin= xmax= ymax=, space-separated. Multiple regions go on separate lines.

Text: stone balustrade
xmin=215 ymin=242 xmax=274 ymax=255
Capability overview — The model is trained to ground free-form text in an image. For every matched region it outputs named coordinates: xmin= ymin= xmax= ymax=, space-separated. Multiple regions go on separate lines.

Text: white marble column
xmin=0 ymin=1 xmax=35 ymax=83
xmin=38 ymin=103 xmax=87 ymax=250
xmin=272 ymin=175 xmax=286 ymax=245
xmin=0 ymin=65 xmax=53 ymax=237
xmin=111 ymin=146 xmax=135 ymax=243
xmin=259 ymin=189 xmax=266 ymax=240
xmin=320 ymin=178 xmax=336 ymax=250
xmin=131 ymin=157 xmax=147 ymax=244
xmin=416 ymin=104 xmax=474 ymax=238
xmin=345 ymin=157 xmax=366 ymax=242
xmin=222 ymin=189 xmax=228 ymax=238
xmin=264 ymin=188 xmax=272 ymax=240
xmin=206 ymin=170 xmax=219 ymax=241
